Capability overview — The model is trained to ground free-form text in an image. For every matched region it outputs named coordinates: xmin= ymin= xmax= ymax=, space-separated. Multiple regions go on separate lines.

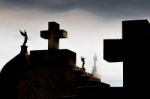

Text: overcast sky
xmin=0 ymin=0 xmax=150 ymax=87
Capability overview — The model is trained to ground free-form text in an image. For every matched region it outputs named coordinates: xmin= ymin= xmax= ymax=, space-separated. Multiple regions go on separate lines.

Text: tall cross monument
xmin=40 ymin=22 xmax=67 ymax=49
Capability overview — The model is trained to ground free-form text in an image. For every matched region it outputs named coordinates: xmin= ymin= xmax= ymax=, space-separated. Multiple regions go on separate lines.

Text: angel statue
xmin=81 ymin=56 xmax=85 ymax=69
xmin=20 ymin=30 xmax=28 ymax=46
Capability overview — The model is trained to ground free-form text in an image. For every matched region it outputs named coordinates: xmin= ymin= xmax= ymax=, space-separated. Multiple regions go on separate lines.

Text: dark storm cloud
xmin=1 ymin=0 xmax=150 ymax=17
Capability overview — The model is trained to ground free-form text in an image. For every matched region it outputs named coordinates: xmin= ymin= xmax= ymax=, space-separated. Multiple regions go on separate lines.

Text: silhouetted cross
xmin=40 ymin=22 xmax=67 ymax=49
xmin=104 ymin=20 xmax=150 ymax=92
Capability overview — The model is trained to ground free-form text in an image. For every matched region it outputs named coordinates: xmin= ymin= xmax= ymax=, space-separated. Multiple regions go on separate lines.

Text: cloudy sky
xmin=0 ymin=0 xmax=150 ymax=87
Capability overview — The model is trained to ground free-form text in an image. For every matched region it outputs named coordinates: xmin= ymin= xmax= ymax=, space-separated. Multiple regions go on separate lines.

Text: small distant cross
xmin=40 ymin=22 xmax=67 ymax=49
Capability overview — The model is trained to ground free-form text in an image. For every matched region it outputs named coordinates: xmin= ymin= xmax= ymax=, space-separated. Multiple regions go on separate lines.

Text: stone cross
xmin=104 ymin=20 xmax=150 ymax=98
xmin=40 ymin=22 xmax=67 ymax=49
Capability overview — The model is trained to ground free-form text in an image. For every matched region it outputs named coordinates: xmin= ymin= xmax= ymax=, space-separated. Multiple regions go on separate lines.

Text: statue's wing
xmin=81 ymin=57 xmax=84 ymax=61
xmin=24 ymin=30 xmax=27 ymax=34
xmin=20 ymin=30 xmax=25 ymax=36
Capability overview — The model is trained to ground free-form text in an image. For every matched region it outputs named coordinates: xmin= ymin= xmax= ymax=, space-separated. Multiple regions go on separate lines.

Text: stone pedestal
xmin=21 ymin=46 xmax=28 ymax=53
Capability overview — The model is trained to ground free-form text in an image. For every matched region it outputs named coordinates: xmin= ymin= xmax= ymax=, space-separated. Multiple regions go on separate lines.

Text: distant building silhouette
xmin=104 ymin=19 xmax=149 ymax=98
xmin=0 ymin=22 xmax=109 ymax=99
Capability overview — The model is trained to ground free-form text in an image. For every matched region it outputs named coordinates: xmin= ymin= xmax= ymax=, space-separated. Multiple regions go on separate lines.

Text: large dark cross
xmin=40 ymin=22 xmax=67 ymax=49
xmin=104 ymin=20 xmax=150 ymax=98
